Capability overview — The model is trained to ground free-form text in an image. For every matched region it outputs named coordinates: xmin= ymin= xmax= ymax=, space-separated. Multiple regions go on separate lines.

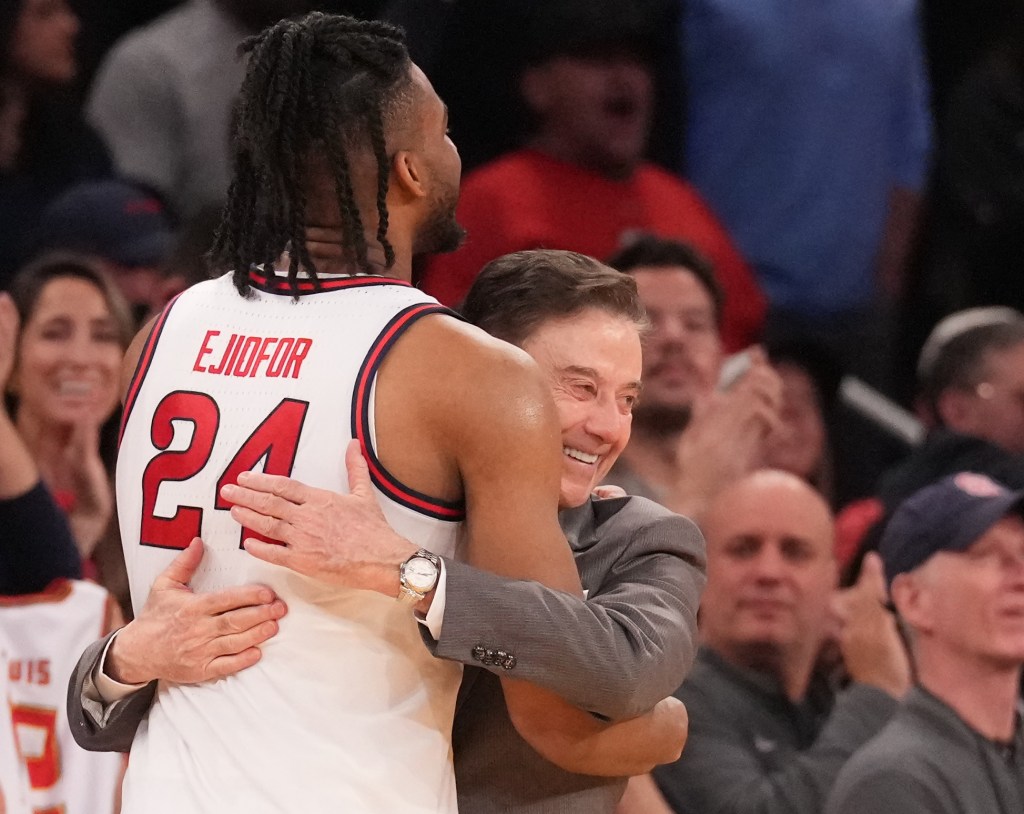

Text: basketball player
xmin=72 ymin=251 xmax=703 ymax=812
xmin=0 ymin=580 xmax=122 ymax=814
xmin=105 ymin=13 xmax=599 ymax=814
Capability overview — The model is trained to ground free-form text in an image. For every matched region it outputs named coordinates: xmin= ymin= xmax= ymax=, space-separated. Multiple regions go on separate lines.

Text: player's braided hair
xmin=210 ymin=13 xmax=413 ymax=296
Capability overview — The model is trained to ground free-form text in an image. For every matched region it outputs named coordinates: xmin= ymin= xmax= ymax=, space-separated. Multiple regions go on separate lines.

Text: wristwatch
xmin=397 ymin=549 xmax=441 ymax=605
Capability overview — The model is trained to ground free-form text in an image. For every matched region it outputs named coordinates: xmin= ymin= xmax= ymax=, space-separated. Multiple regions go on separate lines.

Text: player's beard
xmin=414 ymin=178 xmax=466 ymax=259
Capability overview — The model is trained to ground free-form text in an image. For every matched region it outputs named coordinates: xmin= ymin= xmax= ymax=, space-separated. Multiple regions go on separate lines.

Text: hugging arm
xmin=428 ymin=505 xmax=705 ymax=720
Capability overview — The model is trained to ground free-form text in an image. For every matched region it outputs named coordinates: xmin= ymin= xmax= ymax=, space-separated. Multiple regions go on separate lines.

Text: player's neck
xmin=302 ymin=226 xmax=414 ymax=282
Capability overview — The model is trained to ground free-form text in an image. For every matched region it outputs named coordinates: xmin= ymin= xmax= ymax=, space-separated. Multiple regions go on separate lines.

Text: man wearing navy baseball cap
xmin=31 ymin=179 xmax=175 ymax=325
xmin=828 ymin=472 xmax=1024 ymax=814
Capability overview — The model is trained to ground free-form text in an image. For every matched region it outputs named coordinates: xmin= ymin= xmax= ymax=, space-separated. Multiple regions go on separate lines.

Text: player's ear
xmin=391 ymin=151 xmax=427 ymax=200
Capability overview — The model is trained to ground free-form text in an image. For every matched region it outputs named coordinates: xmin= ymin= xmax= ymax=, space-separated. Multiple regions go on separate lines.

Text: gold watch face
xmin=403 ymin=557 xmax=439 ymax=593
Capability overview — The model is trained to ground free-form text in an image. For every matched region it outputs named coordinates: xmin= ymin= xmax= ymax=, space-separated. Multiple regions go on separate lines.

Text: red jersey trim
xmin=0 ymin=578 xmax=73 ymax=606
xmin=352 ymin=304 xmax=466 ymax=521
xmin=118 ymin=293 xmax=183 ymax=447
xmin=247 ymin=267 xmax=411 ymax=295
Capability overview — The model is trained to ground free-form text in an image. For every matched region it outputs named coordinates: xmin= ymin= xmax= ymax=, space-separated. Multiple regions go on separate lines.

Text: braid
xmin=368 ymin=109 xmax=395 ymax=268
xmin=322 ymin=114 xmax=370 ymax=271
xmin=210 ymin=13 xmax=412 ymax=296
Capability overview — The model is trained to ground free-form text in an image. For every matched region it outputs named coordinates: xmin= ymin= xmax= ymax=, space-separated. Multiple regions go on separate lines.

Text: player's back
xmin=115 ymin=270 xmax=464 ymax=814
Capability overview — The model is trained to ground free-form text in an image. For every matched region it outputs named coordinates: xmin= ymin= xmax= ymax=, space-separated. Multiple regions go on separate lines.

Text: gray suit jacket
xmin=446 ymin=496 xmax=705 ymax=814
xmin=67 ymin=496 xmax=705 ymax=812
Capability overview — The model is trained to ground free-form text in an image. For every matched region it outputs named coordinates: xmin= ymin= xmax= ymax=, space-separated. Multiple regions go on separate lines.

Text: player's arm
xmin=437 ymin=330 xmax=580 ymax=590
xmin=430 ymin=510 xmax=704 ymax=719
xmin=506 ymin=690 xmax=689 ymax=776
xmin=424 ymin=330 xmax=689 ymax=770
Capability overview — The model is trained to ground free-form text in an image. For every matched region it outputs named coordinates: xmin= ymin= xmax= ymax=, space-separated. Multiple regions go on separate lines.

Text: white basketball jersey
xmin=115 ymin=270 xmax=464 ymax=814
xmin=0 ymin=580 xmax=122 ymax=814
xmin=0 ymin=629 xmax=30 ymax=814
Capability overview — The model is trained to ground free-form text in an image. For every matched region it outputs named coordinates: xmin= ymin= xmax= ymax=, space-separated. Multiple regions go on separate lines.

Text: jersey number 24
xmin=139 ymin=391 xmax=309 ymax=549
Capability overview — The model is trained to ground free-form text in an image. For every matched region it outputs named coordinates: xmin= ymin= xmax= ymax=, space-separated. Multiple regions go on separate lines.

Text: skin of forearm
xmin=0 ymin=407 xmax=39 ymax=499
xmin=506 ymin=680 xmax=688 ymax=777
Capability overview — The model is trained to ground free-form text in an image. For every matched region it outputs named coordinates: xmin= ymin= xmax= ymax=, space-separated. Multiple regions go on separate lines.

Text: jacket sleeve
xmin=66 ymin=632 xmax=156 ymax=753
xmin=421 ymin=510 xmax=706 ymax=720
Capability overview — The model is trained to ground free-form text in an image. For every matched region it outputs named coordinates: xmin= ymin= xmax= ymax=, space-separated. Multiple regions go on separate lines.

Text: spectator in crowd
xmin=604 ymin=236 xmax=781 ymax=522
xmin=1 ymin=576 xmax=124 ymax=813
xmin=418 ymin=0 xmax=765 ymax=352
xmin=0 ymin=0 xmax=111 ymax=286
xmin=0 ymin=291 xmax=81 ymax=594
xmin=874 ymin=307 xmax=1024 ymax=516
xmin=893 ymin=5 xmax=1024 ymax=403
xmin=32 ymin=179 xmax=175 ymax=326
xmin=380 ymin=0 xmax=685 ymax=177
xmin=6 ymin=254 xmax=133 ymax=559
xmin=0 ymin=625 xmax=31 ymax=814
xmin=837 ymin=306 xmax=1024 ymax=582
xmin=154 ymin=203 xmax=222 ymax=302
xmin=828 ymin=472 xmax=1024 ymax=814
xmin=653 ymin=470 xmax=910 ymax=813
xmin=87 ymin=0 xmax=316 ymax=220
xmin=764 ymin=341 xmax=840 ymax=505
xmin=679 ymin=0 xmax=932 ymax=352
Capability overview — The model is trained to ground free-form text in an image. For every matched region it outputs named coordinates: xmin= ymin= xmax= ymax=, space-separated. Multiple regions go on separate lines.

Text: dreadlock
xmin=210 ymin=13 xmax=412 ymax=296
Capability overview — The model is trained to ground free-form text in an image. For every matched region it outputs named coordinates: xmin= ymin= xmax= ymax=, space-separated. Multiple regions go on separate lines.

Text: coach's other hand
xmin=225 ymin=441 xmax=420 ymax=597
xmin=107 ymin=537 xmax=286 ymax=685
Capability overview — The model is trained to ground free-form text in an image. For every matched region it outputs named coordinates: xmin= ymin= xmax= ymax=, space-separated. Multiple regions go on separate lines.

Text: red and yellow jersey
xmin=0 ymin=580 xmax=122 ymax=814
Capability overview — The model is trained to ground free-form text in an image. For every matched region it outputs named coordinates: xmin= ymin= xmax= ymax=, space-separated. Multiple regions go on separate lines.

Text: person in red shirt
xmin=420 ymin=0 xmax=765 ymax=352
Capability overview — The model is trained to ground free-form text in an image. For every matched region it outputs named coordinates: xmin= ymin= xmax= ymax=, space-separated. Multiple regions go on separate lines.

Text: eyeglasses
xmin=974 ymin=382 xmax=1024 ymax=409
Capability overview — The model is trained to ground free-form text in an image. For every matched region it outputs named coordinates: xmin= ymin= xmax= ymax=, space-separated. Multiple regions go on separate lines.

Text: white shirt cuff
xmin=416 ymin=558 xmax=447 ymax=640
xmin=91 ymin=629 xmax=151 ymax=703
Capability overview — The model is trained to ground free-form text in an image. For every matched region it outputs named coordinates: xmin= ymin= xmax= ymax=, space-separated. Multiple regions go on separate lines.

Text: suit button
xmin=498 ymin=651 xmax=516 ymax=670
xmin=472 ymin=646 xmax=487 ymax=662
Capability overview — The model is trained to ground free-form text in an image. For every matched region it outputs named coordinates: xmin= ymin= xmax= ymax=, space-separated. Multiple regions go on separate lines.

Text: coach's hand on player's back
xmin=223 ymin=441 xmax=420 ymax=597
xmin=106 ymin=538 xmax=287 ymax=685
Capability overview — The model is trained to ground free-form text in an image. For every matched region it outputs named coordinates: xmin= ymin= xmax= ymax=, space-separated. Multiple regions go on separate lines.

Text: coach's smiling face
xmin=520 ymin=307 xmax=643 ymax=508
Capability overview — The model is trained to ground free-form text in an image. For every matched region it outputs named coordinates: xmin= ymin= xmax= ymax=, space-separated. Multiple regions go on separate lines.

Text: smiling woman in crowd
xmin=5 ymin=253 xmax=132 ymax=560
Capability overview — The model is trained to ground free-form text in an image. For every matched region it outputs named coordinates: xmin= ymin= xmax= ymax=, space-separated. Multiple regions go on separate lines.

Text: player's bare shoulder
xmin=374 ymin=310 xmax=559 ymax=479
xmin=378 ymin=311 xmax=553 ymax=423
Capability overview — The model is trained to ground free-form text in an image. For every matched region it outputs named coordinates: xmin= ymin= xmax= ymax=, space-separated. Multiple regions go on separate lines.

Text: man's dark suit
xmin=68 ymin=495 xmax=705 ymax=813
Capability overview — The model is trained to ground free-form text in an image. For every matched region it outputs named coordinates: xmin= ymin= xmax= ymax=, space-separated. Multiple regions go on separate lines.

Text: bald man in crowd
xmin=652 ymin=470 xmax=910 ymax=813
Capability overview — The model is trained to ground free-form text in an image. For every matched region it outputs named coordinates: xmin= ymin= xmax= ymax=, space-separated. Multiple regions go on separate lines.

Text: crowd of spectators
xmin=2 ymin=0 xmax=1024 ymax=811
